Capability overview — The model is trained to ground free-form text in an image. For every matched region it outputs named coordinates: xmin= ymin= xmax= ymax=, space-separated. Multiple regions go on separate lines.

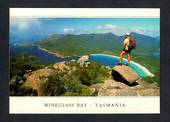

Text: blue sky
xmin=10 ymin=18 xmax=160 ymax=40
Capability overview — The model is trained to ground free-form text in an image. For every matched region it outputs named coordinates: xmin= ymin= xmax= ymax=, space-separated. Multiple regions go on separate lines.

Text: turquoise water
xmin=90 ymin=54 xmax=152 ymax=77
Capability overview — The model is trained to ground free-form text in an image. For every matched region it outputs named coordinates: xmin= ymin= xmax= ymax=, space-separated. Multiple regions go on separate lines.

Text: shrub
xmin=75 ymin=62 xmax=109 ymax=86
xmin=44 ymin=69 xmax=94 ymax=96
xmin=10 ymin=55 xmax=44 ymax=78
xmin=44 ymin=61 xmax=109 ymax=96
xmin=44 ymin=70 xmax=67 ymax=96
xmin=10 ymin=55 xmax=45 ymax=96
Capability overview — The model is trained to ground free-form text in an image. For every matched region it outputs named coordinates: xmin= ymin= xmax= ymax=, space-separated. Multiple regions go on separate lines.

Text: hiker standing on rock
xmin=118 ymin=32 xmax=136 ymax=66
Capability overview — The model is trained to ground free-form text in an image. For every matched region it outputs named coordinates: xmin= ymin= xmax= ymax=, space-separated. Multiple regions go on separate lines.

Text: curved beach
xmin=90 ymin=54 xmax=154 ymax=77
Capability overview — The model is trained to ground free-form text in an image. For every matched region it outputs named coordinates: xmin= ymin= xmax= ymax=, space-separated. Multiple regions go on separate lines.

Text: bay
xmin=10 ymin=44 xmax=78 ymax=64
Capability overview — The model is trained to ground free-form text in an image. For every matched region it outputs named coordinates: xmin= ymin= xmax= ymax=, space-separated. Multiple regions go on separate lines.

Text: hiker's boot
xmin=125 ymin=62 xmax=130 ymax=66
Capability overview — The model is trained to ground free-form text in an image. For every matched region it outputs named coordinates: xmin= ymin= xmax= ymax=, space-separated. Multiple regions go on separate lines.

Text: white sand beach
xmin=91 ymin=54 xmax=154 ymax=77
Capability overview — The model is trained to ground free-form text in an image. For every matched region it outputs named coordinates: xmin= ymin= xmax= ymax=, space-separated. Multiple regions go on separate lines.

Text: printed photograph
xmin=10 ymin=17 xmax=160 ymax=96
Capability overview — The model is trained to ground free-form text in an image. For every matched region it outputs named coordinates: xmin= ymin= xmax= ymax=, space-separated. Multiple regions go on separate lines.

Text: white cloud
xmin=10 ymin=18 xmax=41 ymax=31
xmin=97 ymin=24 xmax=118 ymax=30
xmin=63 ymin=28 xmax=74 ymax=33
xmin=97 ymin=26 xmax=102 ymax=29
xmin=104 ymin=24 xmax=118 ymax=30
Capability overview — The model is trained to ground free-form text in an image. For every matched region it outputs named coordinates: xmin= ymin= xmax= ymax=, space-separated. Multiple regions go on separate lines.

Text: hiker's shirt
xmin=123 ymin=37 xmax=130 ymax=50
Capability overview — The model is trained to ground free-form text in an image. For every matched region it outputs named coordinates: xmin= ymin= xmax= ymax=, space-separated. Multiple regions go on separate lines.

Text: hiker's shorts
xmin=123 ymin=49 xmax=131 ymax=54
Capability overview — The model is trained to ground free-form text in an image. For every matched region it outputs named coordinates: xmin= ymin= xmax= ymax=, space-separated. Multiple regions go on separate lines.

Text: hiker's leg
xmin=127 ymin=53 xmax=131 ymax=63
xmin=119 ymin=51 xmax=125 ymax=63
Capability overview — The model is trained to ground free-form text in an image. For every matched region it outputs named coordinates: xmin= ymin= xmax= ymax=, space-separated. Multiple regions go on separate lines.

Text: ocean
xmin=10 ymin=44 xmax=78 ymax=64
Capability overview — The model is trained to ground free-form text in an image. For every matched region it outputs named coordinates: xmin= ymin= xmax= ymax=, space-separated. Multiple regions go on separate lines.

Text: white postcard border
xmin=9 ymin=8 xmax=160 ymax=114
xmin=10 ymin=8 xmax=160 ymax=18
xmin=10 ymin=96 xmax=160 ymax=114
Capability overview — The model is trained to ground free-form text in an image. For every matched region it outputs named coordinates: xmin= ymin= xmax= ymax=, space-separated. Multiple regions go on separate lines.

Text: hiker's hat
xmin=126 ymin=32 xmax=130 ymax=36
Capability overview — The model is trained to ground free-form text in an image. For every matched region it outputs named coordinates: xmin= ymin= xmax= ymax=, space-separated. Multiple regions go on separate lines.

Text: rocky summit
xmin=21 ymin=55 xmax=159 ymax=96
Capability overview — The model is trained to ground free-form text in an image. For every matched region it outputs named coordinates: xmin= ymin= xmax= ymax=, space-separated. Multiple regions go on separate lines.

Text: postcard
xmin=9 ymin=8 xmax=160 ymax=114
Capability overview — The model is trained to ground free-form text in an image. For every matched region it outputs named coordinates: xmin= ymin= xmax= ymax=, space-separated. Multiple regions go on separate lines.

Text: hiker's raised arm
xmin=123 ymin=43 xmax=126 ymax=49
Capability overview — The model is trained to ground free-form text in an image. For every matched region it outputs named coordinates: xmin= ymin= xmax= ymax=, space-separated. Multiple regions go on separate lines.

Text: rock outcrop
xmin=112 ymin=65 xmax=140 ymax=84
xmin=23 ymin=68 xmax=56 ymax=96
xmin=78 ymin=55 xmax=90 ymax=67
xmin=78 ymin=55 xmax=89 ymax=63
xmin=23 ymin=61 xmax=73 ymax=96
xmin=90 ymin=80 xmax=159 ymax=96
xmin=53 ymin=61 xmax=69 ymax=71
xmin=89 ymin=65 xmax=159 ymax=96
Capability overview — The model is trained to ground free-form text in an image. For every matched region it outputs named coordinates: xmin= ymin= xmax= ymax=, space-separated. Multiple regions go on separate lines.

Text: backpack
xmin=129 ymin=38 xmax=136 ymax=50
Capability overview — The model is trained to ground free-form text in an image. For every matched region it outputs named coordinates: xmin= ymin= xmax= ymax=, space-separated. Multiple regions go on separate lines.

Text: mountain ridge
xmin=34 ymin=32 xmax=159 ymax=56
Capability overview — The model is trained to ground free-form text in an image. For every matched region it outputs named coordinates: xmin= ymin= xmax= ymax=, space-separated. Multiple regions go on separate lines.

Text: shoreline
xmin=12 ymin=43 xmax=155 ymax=77
xmin=38 ymin=46 xmax=64 ymax=58
xmin=90 ymin=54 xmax=154 ymax=77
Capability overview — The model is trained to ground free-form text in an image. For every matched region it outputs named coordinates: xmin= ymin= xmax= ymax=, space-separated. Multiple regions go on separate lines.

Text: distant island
xmin=15 ymin=42 xmax=34 ymax=46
